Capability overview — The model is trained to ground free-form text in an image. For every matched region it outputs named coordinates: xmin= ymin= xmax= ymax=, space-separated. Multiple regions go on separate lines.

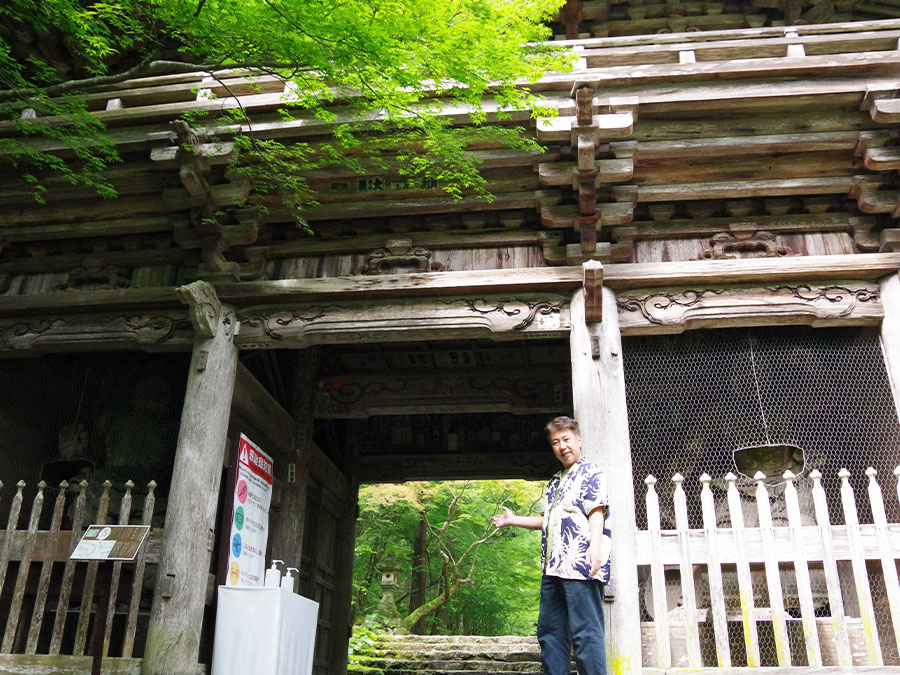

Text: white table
xmin=212 ymin=586 xmax=319 ymax=675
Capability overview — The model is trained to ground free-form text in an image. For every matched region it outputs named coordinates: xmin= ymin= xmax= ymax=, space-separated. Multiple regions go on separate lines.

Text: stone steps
xmin=354 ymin=658 xmax=541 ymax=672
xmin=359 ymin=652 xmax=540 ymax=662
xmin=349 ymin=635 xmax=543 ymax=675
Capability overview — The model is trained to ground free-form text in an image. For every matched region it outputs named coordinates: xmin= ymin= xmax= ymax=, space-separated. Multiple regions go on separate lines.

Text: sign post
xmin=70 ymin=524 xmax=151 ymax=675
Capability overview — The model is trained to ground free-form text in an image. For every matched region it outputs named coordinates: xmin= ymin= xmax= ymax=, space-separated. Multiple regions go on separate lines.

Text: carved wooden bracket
xmin=699 ymin=231 xmax=792 ymax=260
xmin=583 ymin=259 xmax=604 ymax=323
xmin=352 ymin=239 xmax=446 ymax=275
xmin=162 ymin=120 xmax=249 ymax=277
xmin=55 ymin=261 xmax=131 ymax=292
xmin=176 ymin=280 xmax=221 ymax=337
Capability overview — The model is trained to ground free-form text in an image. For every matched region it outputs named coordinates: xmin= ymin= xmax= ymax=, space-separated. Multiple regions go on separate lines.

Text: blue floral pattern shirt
xmin=541 ymin=459 xmax=611 ymax=582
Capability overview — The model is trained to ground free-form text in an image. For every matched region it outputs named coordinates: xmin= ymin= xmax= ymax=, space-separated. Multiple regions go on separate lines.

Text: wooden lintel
xmin=604 ymin=253 xmax=900 ymax=289
xmin=355 ymin=451 xmax=558 ymax=483
xmin=3 ymin=254 xmax=900 ymax=322
xmin=316 ymin=366 xmax=570 ymax=418
xmin=583 ymin=260 xmax=604 ymax=322
xmin=217 ymin=268 xmax=584 ymax=304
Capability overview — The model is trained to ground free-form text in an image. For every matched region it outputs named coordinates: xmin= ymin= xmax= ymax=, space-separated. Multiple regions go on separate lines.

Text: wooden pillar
xmin=570 ymin=281 xmax=642 ymax=675
xmin=329 ymin=484 xmax=359 ymax=675
xmin=270 ymin=349 xmax=318 ymax=571
xmin=880 ymin=272 xmax=900 ymax=422
xmin=142 ymin=282 xmax=239 ymax=675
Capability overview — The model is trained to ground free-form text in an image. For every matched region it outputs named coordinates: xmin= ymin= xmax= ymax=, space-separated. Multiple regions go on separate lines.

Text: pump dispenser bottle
xmin=265 ymin=560 xmax=284 ymax=587
xmin=281 ymin=567 xmax=298 ymax=593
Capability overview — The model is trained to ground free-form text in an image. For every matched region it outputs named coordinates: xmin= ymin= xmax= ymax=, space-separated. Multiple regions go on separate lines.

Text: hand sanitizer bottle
xmin=265 ymin=560 xmax=284 ymax=587
xmin=281 ymin=567 xmax=298 ymax=593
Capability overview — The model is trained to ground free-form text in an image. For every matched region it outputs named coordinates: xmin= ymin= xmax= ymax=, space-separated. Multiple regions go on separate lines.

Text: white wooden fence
xmin=636 ymin=467 xmax=900 ymax=672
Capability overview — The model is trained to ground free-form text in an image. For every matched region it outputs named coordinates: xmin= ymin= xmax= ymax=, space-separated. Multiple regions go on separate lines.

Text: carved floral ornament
xmin=462 ymin=298 xmax=569 ymax=331
xmin=236 ymin=297 xmax=570 ymax=346
xmin=617 ymin=284 xmax=880 ymax=326
xmin=55 ymin=262 xmax=131 ymax=292
xmin=0 ymin=314 xmax=193 ymax=351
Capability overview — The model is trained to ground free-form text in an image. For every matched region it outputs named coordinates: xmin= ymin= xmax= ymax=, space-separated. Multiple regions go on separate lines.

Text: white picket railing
xmin=636 ymin=467 xmax=900 ymax=671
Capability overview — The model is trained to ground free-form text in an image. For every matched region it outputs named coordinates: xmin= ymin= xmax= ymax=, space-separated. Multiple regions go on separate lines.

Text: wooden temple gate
xmin=5 ymin=8 xmax=900 ymax=675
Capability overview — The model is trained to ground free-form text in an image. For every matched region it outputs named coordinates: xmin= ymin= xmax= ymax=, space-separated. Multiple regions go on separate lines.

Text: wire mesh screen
xmin=623 ymin=325 xmax=900 ymax=666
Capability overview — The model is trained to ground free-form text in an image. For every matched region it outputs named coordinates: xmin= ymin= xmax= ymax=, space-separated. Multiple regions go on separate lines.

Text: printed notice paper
xmin=225 ymin=434 xmax=273 ymax=586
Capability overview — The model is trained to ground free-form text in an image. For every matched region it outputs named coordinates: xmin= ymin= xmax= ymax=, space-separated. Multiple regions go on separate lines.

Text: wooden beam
xmin=616 ymin=281 xmax=882 ymax=335
xmin=0 ymin=528 xmax=163 ymax=564
xmin=0 ymin=655 xmax=144 ymax=675
xmin=551 ymin=51 xmax=900 ymax=89
xmin=603 ymin=253 xmax=900 ymax=289
xmin=299 ymin=191 xmax=537 ymax=221
xmin=217 ymin=268 xmax=584 ymax=304
xmin=613 ymin=131 xmax=865 ymax=160
xmin=245 ymin=229 xmax=554 ymax=259
xmin=611 ymin=213 xmax=872 ymax=241
xmin=234 ymin=295 xmax=572 ymax=348
xmin=581 ymin=29 xmax=900 ymax=67
xmin=232 ymin=362 xmax=295 ymax=454
xmin=614 ymin=176 xmax=857 ymax=203
xmin=315 ymin=367 xmax=570 ymax=418
xmin=871 ymin=96 xmax=900 ymax=124
xmin=583 ymin=260 xmax=604 ymax=322
xmin=3 ymin=255 xmax=900 ymax=322
xmin=356 ymin=451 xmax=559 ymax=483
xmin=557 ymin=19 xmax=900 ymax=49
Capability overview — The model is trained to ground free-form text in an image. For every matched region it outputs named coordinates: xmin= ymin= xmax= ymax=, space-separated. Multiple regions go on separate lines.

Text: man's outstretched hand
xmin=492 ymin=505 xmax=514 ymax=528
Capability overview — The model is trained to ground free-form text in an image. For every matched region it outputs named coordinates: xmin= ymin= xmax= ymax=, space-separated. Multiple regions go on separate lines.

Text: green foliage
xmin=1 ymin=0 xmax=571 ymax=215
xmin=354 ymin=480 xmax=543 ymax=636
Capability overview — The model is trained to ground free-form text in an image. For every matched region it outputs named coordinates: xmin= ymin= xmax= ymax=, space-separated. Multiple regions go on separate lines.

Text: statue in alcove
xmin=92 ymin=373 xmax=177 ymax=527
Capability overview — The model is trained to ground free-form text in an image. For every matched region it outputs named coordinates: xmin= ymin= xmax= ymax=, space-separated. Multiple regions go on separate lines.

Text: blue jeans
xmin=537 ymin=575 xmax=607 ymax=675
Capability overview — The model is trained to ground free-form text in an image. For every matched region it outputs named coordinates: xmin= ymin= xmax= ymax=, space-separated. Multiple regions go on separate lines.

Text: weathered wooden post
xmin=330 ymin=486 xmax=360 ymax=675
xmin=270 ymin=349 xmax=317 ymax=572
xmin=142 ymin=281 xmax=239 ymax=675
xmin=570 ymin=261 xmax=642 ymax=675
xmin=879 ymin=272 xmax=900 ymax=419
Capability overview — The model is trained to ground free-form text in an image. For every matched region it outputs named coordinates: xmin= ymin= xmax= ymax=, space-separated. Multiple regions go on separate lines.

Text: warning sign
xmin=225 ymin=434 xmax=273 ymax=586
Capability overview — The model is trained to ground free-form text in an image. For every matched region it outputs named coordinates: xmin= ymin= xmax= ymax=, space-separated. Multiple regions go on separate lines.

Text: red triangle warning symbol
xmin=239 ymin=447 xmax=249 ymax=464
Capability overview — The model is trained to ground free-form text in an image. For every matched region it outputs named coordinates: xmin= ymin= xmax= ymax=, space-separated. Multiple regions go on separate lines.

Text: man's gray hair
xmin=545 ymin=416 xmax=579 ymax=440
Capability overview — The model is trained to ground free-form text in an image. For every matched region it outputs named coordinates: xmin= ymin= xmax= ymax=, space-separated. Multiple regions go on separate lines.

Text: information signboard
xmin=225 ymin=434 xmax=273 ymax=587
xmin=71 ymin=524 xmax=150 ymax=561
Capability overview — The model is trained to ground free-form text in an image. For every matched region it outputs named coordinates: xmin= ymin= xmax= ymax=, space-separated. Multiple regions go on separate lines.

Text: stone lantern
xmin=375 ymin=552 xmax=403 ymax=631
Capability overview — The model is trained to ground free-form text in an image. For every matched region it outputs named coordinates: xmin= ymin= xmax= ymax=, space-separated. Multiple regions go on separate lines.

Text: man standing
xmin=492 ymin=416 xmax=610 ymax=675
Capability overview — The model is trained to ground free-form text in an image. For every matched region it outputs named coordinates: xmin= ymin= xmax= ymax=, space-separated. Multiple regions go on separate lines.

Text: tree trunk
xmin=407 ymin=515 xmax=428 ymax=634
